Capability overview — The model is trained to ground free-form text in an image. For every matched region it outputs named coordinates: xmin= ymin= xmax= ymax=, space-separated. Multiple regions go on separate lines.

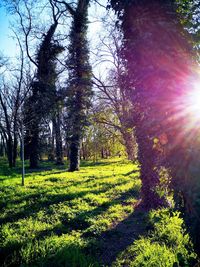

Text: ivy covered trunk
xmin=110 ymin=0 xmax=196 ymax=209
xmin=24 ymin=21 xmax=63 ymax=168
xmin=66 ymin=0 xmax=92 ymax=172
xmin=52 ymin=111 xmax=63 ymax=165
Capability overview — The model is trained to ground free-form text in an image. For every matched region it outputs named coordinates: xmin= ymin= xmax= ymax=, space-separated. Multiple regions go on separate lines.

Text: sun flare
xmin=187 ymin=81 xmax=200 ymax=120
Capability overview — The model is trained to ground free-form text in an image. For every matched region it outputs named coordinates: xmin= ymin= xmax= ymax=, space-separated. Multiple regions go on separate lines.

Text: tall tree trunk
xmin=101 ymin=147 xmax=105 ymax=159
xmin=111 ymin=0 xmax=195 ymax=208
xmin=66 ymin=0 xmax=92 ymax=172
xmin=0 ymin=133 xmax=6 ymax=157
xmin=52 ymin=112 xmax=63 ymax=165
xmin=81 ymin=142 xmax=87 ymax=160
xmin=48 ymin=125 xmax=55 ymax=161
xmin=12 ymin=136 xmax=18 ymax=167
xmin=24 ymin=19 xmax=62 ymax=168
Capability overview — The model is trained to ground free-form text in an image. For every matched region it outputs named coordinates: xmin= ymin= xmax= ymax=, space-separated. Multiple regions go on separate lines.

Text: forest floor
xmin=0 ymin=158 xmax=197 ymax=267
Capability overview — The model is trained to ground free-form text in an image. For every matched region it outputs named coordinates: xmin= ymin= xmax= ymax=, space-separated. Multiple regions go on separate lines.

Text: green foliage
xmin=113 ymin=209 xmax=197 ymax=267
xmin=176 ymin=0 xmax=200 ymax=49
xmin=19 ymin=233 xmax=97 ymax=267
xmin=83 ymin=109 xmax=126 ymax=160
xmin=0 ymin=158 xmax=140 ymax=266
xmin=114 ymin=238 xmax=177 ymax=267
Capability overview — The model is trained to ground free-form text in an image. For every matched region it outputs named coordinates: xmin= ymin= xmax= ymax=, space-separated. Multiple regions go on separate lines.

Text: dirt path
xmin=97 ymin=201 xmax=148 ymax=266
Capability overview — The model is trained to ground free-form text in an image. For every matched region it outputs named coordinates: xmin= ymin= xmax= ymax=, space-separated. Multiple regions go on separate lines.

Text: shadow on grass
xmin=0 ymin=176 xmax=135 ymax=225
xmin=0 ymin=157 xmax=143 ymax=266
xmin=41 ymin=185 xmax=141 ymax=236
xmin=0 ymin=165 xmax=67 ymax=182
xmin=0 ymin=239 xmax=99 ymax=267
xmin=123 ymin=169 xmax=139 ymax=177
xmin=95 ymin=205 xmax=148 ymax=266
xmin=0 ymin=158 xmax=122 ymax=181
xmin=80 ymin=160 xmax=119 ymax=168
xmin=0 ymin=188 xmax=101 ymax=225
xmin=0 ymin=184 xmax=142 ymax=267
xmin=33 ymin=191 xmax=147 ymax=267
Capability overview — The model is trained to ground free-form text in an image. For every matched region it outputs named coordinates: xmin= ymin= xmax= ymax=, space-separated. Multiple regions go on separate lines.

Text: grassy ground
xmin=0 ymin=158 xmax=197 ymax=267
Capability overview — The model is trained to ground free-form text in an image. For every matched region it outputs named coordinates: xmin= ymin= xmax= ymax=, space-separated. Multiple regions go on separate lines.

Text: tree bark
xmin=24 ymin=19 xmax=61 ymax=168
xmin=6 ymin=136 xmax=13 ymax=168
xmin=68 ymin=136 xmax=80 ymax=171
xmin=52 ymin=112 xmax=63 ymax=165
xmin=29 ymin=123 xmax=39 ymax=168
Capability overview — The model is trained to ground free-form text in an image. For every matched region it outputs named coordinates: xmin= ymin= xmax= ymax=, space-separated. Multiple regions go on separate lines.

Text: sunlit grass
xmin=113 ymin=209 xmax=197 ymax=267
xmin=0 ymin=158 xmax=196 ymax=266
xmin=0 ymin=157 xmax=140 ymax=266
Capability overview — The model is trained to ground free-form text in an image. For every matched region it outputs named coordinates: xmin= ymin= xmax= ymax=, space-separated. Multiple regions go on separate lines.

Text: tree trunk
xmin=0 ymin=133 xmax=6 ymax=157
xmin=53 ymin=112 xmax=63 ymax=165
xmin=68 ymin=136 xmax=80 ymax=171
xmin=118 ymin=0 xmax=194 ymax=208
xmin=81 ymin=142 xmax=87 ymax=160
xmin=67 ymin=0 xmax=92 ymax=171
xmin=12 ymin=121 xmax=18 ymax=167
xmin=29 ymin=122 xmax=39 ymax=168
xmin=6 ymin=136 xmax=13 ymax=168
xmin=121 ymin=128 xmax=137 ymax=161
xmin=12 ymin=136 xmax=18 ymax=167
xmin=101 ymin=147 xmax=105 ymax=159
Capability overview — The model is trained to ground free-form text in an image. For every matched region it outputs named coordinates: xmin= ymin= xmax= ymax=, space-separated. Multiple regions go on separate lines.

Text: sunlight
xmin=187 ymin=80 xmax=200 ymax=121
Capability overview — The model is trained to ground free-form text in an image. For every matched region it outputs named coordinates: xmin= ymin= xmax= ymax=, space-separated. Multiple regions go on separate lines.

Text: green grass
xmin=0 ymin=158 xmax=197 ymax=266
xmin=112 ymin=209 xmax=197 ymax=267
xmin=0 ymin=158 xmax=140 ymax=266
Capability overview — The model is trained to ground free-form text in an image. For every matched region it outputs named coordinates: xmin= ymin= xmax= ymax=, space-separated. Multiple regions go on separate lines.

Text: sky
xmin=0 ymin=0 xmax=113 ymax=80
xmin=0 ymin=5 xmax=17 ymax=58
xmin=0 ymin=1 xmax=109 ymax=60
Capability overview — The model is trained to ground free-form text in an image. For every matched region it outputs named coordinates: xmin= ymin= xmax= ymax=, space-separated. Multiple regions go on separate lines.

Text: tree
xmin=52 ymin=105 xmax=64 ymax=164
xmin=14 ymin=0 xmax=65 ymax=168
xmin=90 ymin=105 xmax=125 ymax=159
xmin=91 ymin=16 xmax=137 ymax=161
xmin=0 ymin=39 xmax=27 ymax=167
xmin=93 ymin=73 xmax=137 ymax=161
xmin=55 ymin=0 xmax=93 ymax=171
xmin=109 ymin=0 xmax=199 ymax=210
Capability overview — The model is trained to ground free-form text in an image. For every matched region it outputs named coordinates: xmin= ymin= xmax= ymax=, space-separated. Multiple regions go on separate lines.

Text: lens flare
xmin=186 ymin=81 xmax=200 ymax=121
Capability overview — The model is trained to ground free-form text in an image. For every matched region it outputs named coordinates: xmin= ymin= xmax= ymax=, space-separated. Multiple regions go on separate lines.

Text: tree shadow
xmin=0 ymin=185 xmax=142 ymax=267
xmin=0 ymin=167 xmax=64 ymax=182
xmin=0 ymin=188 xmax=104 ymax=225
xmin=123 ymin=169 xmax=139 ymax=177
xmin=94 ymin=204 xmax=149 ymax=266
xmin=80 ymin=160 xmax=118 ymax=168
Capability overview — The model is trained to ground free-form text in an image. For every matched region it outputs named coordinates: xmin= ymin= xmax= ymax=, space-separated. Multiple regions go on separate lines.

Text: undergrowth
xmin=113 ymin=209 xmax=197 ymax=267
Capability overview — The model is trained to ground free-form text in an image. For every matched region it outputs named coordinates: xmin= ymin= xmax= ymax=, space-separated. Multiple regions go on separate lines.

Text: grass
xmin=0 ymin=158 xmax=140 ymax=266
xmin=113 ymin=209 xmax=197 ymax=267
xmin=0 ymin=157 xmax=197 ymax=266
